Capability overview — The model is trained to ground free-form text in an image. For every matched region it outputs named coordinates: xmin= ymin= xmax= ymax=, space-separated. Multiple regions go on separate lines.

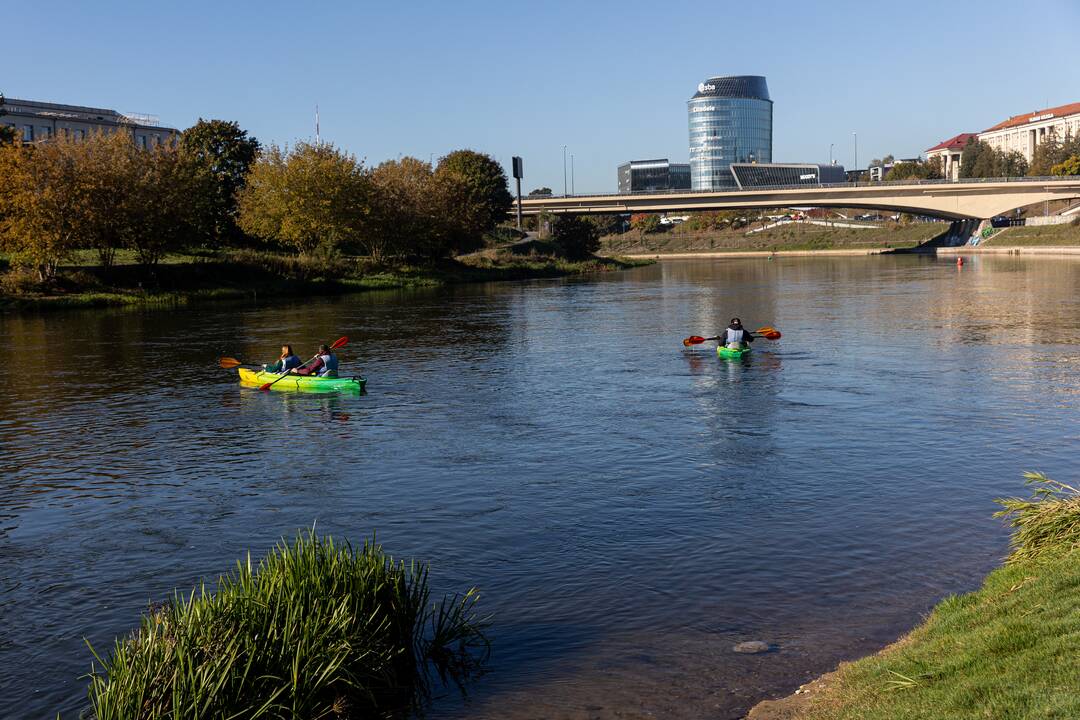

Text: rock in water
xmin=733 ymin=640 xmax=771 ymax=654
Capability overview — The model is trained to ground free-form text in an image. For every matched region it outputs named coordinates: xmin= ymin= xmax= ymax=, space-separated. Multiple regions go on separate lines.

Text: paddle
xmin=682 ymin=327 xmax=781 ymax=346
xmin=259 ymin=336 xmax=349 ymax=392
xmin=218 ymin=357 xmax=257 ymax=370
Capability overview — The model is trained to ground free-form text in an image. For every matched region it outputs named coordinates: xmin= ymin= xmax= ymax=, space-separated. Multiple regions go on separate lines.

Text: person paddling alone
xmin=263 ymin=345 xmax=302 ymax=374
xmin=715 ymin=318 xmax=755 ymax=350
xmin=292 ymin=344 xmax=340 ymax=378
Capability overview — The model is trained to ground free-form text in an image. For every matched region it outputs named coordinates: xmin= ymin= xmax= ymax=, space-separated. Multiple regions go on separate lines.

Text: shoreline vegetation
xmin=85 ymin=532 xmax=488 ymax=719
xmin=746 ymin=472 xmax=1080 ymax=720
xmin=0 ymin=248 xmax=650 ymax=311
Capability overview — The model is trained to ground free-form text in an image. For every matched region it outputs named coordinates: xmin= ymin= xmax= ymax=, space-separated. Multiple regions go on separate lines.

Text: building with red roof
xmin=925 ymin=133 xmax=977 ymax=181
xmin=978 ymin=102 xmax=1080 ymax=166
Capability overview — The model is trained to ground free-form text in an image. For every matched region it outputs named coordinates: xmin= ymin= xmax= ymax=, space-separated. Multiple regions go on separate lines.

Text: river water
xmin=2 ymin=255 xmax=1080 ymax=719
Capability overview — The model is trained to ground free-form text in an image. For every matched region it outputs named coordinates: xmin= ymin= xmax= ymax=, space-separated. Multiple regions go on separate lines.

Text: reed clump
xmin=85 ymin=532 xmax=487 ymax=719
xmin=994 ymin=471 xmax=1080 ymax=563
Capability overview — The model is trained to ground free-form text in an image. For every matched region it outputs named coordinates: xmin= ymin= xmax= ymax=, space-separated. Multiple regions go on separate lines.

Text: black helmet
xmin=730 ymin=317 xmax=742 ymax=326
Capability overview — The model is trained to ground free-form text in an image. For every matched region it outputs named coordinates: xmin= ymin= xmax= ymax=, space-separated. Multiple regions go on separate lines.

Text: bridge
xmin=517 ymin=177 xmax=1080 ymax=220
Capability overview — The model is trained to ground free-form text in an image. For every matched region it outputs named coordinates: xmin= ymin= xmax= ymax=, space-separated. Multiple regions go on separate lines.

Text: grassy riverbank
xmin=601 ymin=222 xmax=944 ymax=255
xmin=982 ymin=221 xmax=1080 ymax=246
xmin=748 ymin=472 xmax=1080 ymax=720
xmin=0 ymin=249 xmax=650 ymax=311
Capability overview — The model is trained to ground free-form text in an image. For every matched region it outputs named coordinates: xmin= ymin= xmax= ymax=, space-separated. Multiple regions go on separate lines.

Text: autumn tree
xmin=366 ymin=157 xmax=449 ymax=261
xmin=237 ymin=142 xmax=370 ymax=255
xmin=180 ymin=119 xmax=259 ymax=245
xmin=1051 ymin=155 xmax=1080 ymax=176
xmin=0 ymin=139 xmax=83 ymax=280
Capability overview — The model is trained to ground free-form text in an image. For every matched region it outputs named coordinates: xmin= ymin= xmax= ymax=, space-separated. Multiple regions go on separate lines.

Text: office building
xmin=688 ymin=75 xmax=773 ymax=190
xmin=0 ymin=96 xmax=177 ymax=147
xmin=617 ymin=158 xmax=691 ymax=192
xmin=729 ymin=162 xmax=846 ymax=189
xmin=977 ymin=102 xmax=1080 ymax=164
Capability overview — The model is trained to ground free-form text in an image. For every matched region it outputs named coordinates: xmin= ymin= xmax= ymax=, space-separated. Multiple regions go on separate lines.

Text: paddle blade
xmin=761 ymin=330 xmax=781 ymax=340
xmin=219 ymin=357 xmax=243 ymax=369
xmin=683 ymin=335 xmax=708 ymax=346
xmin=755 ymin=326 xmax=777 ymax=335
xmin=330 ymin=336 xmax=348 ymax=350
xmin=259 ymin=383 xmax=273 ymax=392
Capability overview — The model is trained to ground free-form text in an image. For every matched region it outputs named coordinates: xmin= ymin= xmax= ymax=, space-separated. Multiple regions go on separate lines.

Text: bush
xmin=226 ymin=247 xmax=355 ymax=281
xmin=0 ymin=266 xmax=49 ymax=295
xmin=551 ymin=214 xmax=601 ymax=259
xmin=86 ymin=532 xmax=488 ymax=719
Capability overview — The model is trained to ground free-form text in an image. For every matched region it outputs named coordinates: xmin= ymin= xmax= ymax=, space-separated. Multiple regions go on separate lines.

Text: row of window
xmin=4 ymin=122 xmax=165 ymax=146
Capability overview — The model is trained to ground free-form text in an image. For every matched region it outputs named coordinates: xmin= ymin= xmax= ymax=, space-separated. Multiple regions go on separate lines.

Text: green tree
xmin=1051 ymin=155 xmax=1080 ymax=176
xmin=0 ymin=125 xmax=17 ymax=145
xmin=583 ymin=213 xmax=624 ymax=236
xmin=630 ymin=213 xmax=661 ymax=233
xmin=551 ymin=214 xmax=600 ymax=259
xmin=528 ymin=187 xmax=553 ymax=197
xmin=237 ymin=142 xmax=370 ymax=255
xmin=180 ymin=119 xmax=259 ymax=245
xmin=884 ymin=162 xmax=929 ymax=181
xmin=434 ymin=150 xmax=512 ymax=243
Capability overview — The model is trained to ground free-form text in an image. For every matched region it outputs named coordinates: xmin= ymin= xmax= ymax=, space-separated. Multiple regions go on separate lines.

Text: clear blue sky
xmin=6 ymin=0 xmax=1078 ymax=193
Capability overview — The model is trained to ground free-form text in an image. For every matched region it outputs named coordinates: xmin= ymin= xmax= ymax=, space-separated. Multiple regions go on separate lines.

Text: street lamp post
xmin=563 ymin=145 xmax=568 ymax=197
xmin=853 ymin=132 xmax=858 ymax=181
xmin=571 ymin=153 xmax=575 ymax=195
xmin=829 ymin=143 xmax=834 ymax=165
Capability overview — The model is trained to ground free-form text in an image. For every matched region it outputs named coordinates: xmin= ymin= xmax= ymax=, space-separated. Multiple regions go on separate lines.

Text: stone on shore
xmin=733 ymin=640 xmax=771 ymax=654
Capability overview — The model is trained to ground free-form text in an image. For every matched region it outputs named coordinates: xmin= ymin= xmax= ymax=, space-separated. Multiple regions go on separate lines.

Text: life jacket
xmin=317 ymin=352 xmax=339 ymax=377
xmin=281 ymin=354 xmax=301 ymax=371
xmin=725 ymin=327 xmax=746 ymax=345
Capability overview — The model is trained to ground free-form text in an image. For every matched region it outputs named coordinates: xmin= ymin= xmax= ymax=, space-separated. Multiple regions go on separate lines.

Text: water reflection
xmin=1 ymin=255 xmax=1080 ymax=718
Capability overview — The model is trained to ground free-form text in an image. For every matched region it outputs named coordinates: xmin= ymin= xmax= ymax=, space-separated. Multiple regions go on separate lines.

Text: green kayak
xmin=717 ymin=345 xmax=751 ymax=360
xmin=238 ymin=368 xmax=366 ymax=393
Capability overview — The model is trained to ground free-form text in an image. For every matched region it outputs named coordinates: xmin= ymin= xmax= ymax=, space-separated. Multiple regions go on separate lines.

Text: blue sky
xmin=6 ymin=0 xmax=1078 ymax=192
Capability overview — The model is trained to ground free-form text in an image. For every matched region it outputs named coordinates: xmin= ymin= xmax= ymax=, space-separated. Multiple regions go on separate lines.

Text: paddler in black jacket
xmin=712 ymin=318 xmax=755 ymax=350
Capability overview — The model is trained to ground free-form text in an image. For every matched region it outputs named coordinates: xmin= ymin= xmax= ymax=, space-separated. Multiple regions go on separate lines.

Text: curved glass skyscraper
xmin=688 ymin=75 xmax=773 ymax=190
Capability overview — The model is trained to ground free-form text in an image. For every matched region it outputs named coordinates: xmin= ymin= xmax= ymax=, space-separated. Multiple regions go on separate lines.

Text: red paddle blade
xmin=684 ymin=335 xmax=707 ymax=346
xmin=330 ymin=336 xmax=348 ymax=350
xmin=219 ymin=357 xmax=242 ymax=369
xmin=761 ymin=331 xmax=781 ymax=340
xmin=259 ymin=383 xmax=273 ymax=391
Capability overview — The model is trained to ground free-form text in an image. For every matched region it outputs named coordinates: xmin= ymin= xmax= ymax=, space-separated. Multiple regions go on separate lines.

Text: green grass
xmin=797 ymin=473 xmax=1080 ymax=720
xmin=983 ymin=223 xmax=1080 ymax=246
xmin=85 ymin=532 xmax=487 ymax=720
xmin=600 ymin=223 xmax=942 ymax=255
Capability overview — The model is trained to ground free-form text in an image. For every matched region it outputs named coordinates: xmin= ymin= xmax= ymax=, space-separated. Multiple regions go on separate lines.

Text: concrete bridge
xmin=517 ymin=177 xmax=1080 ymax=220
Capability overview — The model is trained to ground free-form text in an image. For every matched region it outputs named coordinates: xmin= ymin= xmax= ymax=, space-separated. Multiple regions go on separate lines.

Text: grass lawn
xmin=600 ymin=222 xmax=944 ymax=255
xmin=984 ymin=223 xmax=1080 ymax=246
xmin=768 ymin=473 xmax=1080 ymax=720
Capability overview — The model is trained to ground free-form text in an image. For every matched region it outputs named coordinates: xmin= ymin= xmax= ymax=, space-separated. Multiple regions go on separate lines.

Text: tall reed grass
xmin=994 ymin=471 xmax=1080 ymax=563
xmin=84 ymin=532 xmax=487 ymax=719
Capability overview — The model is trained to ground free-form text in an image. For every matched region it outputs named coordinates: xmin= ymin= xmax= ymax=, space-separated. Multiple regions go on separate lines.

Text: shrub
xmin=85 ymin=532 xmax=487 ymax=719
xmin=0 ymin=266 xmax=49 ymax=295
xmin=995 ymin=472 xmax=1080 ymax=563
xmin=551 ymin=214 xmax=601 ymax=259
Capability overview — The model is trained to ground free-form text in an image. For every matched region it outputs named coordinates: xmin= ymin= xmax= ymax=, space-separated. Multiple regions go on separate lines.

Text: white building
xmin=0 ymin=96 xmax=177 ymax=147
xmin=977 ymin=102 xmax=1080 ymax=164
xmin=925 ymin=133 xmax=977 ymax=181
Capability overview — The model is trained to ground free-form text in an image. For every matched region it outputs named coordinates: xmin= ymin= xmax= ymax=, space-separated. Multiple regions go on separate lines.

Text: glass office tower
xmin=688 ymin=75 xmax=773 ymax=190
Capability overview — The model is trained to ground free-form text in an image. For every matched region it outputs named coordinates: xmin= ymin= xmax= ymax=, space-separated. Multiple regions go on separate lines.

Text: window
xmin=22 ymin=125 xmax=33 ymax=141
xmin=74 ymin=129 xmax=85 ymax=141
xmin=137 ymin=135 xmax=147 ymax=149
xmin=39 ymin=127 xmax=51 ymax=139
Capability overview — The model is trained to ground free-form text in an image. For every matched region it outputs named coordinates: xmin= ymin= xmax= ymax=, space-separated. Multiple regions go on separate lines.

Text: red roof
xmin=926 ymin=133 xmax=977 ymax=153
xmin=982 ymin=102 xmax=1080 ymax=133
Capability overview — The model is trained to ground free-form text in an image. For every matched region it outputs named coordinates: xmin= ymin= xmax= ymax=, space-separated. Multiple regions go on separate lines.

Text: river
xmin=2 ymin=255 xmax=1080 ymax=718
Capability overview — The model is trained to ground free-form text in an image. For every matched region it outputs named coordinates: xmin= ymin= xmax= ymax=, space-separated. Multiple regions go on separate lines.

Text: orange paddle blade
xmin=760 ymin=330 xmax=781 ymax=340
xmin=683 ymin=335 xmax=708 ymax=346
xmin=219 ymin=357 xmax=243 ymax=369
xmin=330 ymin=336 xmax=348 ymax=350
xmin=755 ymin=326 xmax=776 ymax=334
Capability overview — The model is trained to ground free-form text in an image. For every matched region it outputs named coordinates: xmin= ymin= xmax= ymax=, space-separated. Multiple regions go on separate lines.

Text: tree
xmin=630 ymin=213 xmax=661 ymax=233
xmin=366 ymin=157 xmax=452 ymax=261
xmin=180 ymin=119 xmax=259 ymax=245
xmin=0 ymin=125 xmax=17 ymax=145
xmin=237 ymin=142 xmax=370 ymax=255
xmin=528 ymin=187 xmax=553 ymax=197
xmin=434 ymin=150 xmax=512 ymax=243
xmin=0 ymin=140 xmax=82 ymax=280
xmin=1052 ymin=155 xmax=1080 ymax=176
xmin=884 ymin=162 xmax=929 ymax=181
xmin=551 ymin=214 xmax=600 ymax=259
xmin=882 ymin=154 xmax=895 ymax=165
xmin=583 ymin=214 xmax=624 ymax=236
xmin=1030 ymin=136 xmax=1080 ymax=176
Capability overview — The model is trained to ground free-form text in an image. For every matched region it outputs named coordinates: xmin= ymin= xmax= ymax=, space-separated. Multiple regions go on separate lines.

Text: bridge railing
xmin=523 ymin=175 xmax=1077 ymax=201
